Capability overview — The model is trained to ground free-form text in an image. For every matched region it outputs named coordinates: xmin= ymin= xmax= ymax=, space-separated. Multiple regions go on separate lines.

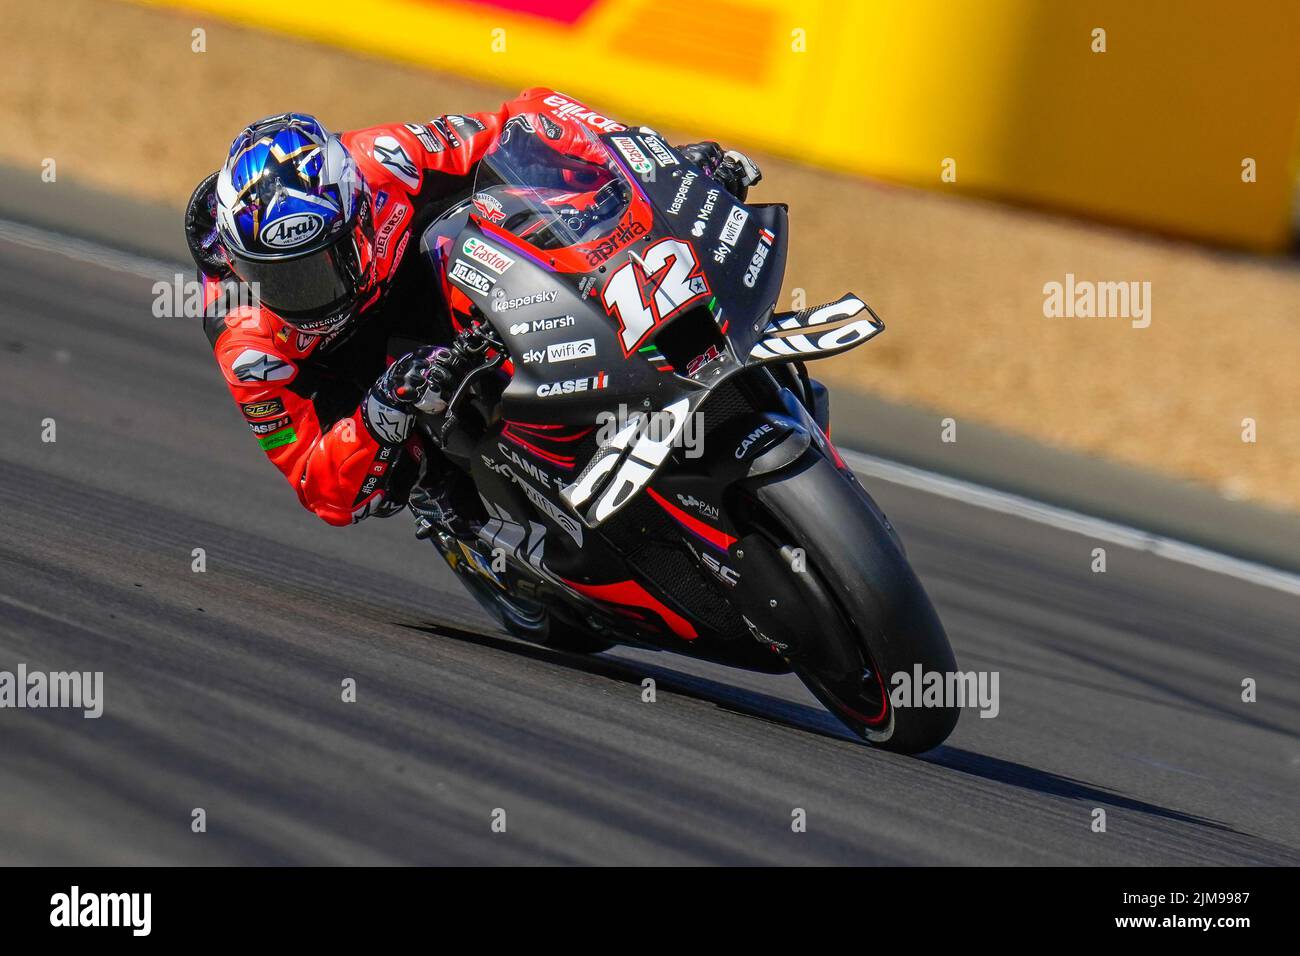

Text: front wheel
xmin=743 ymin=453 xmax=959 ymax=753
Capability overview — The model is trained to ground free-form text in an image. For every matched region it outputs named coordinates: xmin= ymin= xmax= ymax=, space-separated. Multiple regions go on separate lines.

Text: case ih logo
xmin=536 ymin=371 xmax=608 ymax=397
xmin=743 ymin=228 xmax=775 ymax=288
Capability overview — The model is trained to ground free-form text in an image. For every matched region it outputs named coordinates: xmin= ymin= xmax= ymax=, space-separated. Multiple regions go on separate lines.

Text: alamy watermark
xmin=0 ymin=664 xmax=103 ymax=718
xmin=890 ymin=665 xmax=1000 ymax=718
xmin=152 ymin=274 xmax=261 ymax=321
xmin=1043 ymin=273 xmax=1151 ymax=328
xmin=595 ymin=404 xmax=704 ymax=459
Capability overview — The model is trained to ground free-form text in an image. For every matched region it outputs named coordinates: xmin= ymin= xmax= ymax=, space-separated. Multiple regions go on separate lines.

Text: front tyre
xmin=746 ymin=453 xmax=959 ymax=753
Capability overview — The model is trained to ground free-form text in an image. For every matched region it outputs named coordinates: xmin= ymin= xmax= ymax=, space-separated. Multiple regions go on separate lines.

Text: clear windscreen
xmin=471 ymin=124 xmax=631 ymax=252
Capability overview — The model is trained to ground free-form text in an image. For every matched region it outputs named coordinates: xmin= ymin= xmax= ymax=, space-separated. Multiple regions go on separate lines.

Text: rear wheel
xmin=433 ymin=534 xmax=613 ymax=653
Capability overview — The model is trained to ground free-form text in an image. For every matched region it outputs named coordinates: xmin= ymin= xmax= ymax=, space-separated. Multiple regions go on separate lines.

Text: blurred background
xmin=3 ymin=0 xmax=1299 ymax=520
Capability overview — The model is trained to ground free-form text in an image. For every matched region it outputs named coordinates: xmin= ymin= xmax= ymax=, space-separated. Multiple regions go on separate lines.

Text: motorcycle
xmin=413 ymin=122 xmax=959 ymax=753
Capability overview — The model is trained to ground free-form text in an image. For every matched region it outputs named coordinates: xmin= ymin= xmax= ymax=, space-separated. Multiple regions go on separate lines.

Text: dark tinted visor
xmin=229 ymin=233 xmax=363 ymax=326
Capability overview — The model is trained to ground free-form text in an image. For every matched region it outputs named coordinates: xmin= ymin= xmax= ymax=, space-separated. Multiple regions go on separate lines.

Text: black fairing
xmin=411 ymin=134 xmax=839 ymax=669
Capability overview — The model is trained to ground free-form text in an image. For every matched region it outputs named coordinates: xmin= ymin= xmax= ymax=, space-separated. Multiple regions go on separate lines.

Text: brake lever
xmin=437 ymin=350 xmax=505 ymax=446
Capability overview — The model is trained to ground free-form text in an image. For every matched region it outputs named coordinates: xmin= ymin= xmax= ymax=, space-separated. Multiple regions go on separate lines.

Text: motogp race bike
xmin=414 ymin=123 xmax=958 ymax=753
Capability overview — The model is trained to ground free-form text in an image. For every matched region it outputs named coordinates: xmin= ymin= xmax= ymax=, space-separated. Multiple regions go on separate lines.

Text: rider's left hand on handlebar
xmin=363 ymin=346 xmax=454 ymax=443
xmin=718 ymin=149 xmax=762 ymax=201
xmin=678 ymin=141 xmax=762 ymax=201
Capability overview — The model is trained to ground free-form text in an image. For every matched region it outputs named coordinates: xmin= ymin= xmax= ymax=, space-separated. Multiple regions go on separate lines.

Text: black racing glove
xmin=184 ymin=170 xmax=232 ymax=279
xmin=678 ymin=141 xmax=762 ymax=202
xmin=363 ymin=345 xmax=455 ymax=445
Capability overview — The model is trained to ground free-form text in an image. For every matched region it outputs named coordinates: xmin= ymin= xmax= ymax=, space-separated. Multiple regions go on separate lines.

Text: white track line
xmin=0 ymin=217 xmax=182 ymax=279
xmin=844 ymin=450 xmax=1300 ymax=598
xmin=6 ymin=216 xmax=1298 ymax=599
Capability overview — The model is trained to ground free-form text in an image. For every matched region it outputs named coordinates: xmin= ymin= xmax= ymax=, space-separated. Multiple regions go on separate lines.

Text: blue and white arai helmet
xmin=216 ymin=113 xmax=375 ymax=334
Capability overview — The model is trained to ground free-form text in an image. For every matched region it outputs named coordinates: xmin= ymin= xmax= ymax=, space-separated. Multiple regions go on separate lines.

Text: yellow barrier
xmin=137 ymin=0 xmax=1300 ymax=250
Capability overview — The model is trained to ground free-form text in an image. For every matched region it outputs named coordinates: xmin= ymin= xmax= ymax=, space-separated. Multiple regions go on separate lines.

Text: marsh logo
xmin=260 ymin=213 xmax=323 ymax=249
xmin=50 ymin=886 xmax=151 ymax=936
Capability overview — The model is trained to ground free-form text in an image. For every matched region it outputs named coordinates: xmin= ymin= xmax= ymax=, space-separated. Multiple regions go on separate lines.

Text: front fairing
xmin=421 ymin=126 xmax=792 ymax=527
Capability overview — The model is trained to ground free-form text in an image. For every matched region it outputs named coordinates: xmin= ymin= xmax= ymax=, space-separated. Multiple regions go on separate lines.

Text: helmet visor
xmin=228 ymin=232 xmax=364 ymax=328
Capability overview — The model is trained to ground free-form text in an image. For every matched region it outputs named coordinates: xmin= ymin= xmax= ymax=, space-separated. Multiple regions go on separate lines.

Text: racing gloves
xmin=362 ymin=324 xmax=494 ymax=446
xmin=679 ymin=141 xmax=763 ymax=202
xmin=363 ymin=345 xmax=456 ymax=445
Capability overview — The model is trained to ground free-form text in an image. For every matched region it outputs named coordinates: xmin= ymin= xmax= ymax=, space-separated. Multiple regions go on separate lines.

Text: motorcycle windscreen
xmin=470 ymin=120 xmax=631 ymax=254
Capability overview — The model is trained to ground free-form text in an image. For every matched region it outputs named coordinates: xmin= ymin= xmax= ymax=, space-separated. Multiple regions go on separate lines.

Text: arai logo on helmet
xmin=260 ymin=213 xmax=325 ymax=250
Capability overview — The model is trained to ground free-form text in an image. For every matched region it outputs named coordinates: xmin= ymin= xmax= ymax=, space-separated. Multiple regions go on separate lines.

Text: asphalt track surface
xmin=1 ymin=233 xmax=1297 ymax=865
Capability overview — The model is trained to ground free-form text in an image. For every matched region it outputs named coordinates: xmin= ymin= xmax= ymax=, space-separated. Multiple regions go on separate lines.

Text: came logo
xmin=260 ymin=212 xmax=324 ymax=249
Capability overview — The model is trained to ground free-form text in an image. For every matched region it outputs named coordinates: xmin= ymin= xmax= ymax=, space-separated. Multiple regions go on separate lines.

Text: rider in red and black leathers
xmin=186 ymin=88 xmax=760 ymax=533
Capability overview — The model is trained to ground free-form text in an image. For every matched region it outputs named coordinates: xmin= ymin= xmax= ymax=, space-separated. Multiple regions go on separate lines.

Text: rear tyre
xmin=434 ymin=536 xmax=613 ymax=653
